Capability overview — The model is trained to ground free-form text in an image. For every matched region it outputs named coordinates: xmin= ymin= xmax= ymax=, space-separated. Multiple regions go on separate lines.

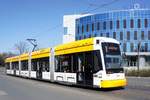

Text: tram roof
xmin=55 ymin=37 xmax=119 ymax=51
xmin=55 ymin=37 xmax=94 ymax=51
xmin=31 ymin=48 xmax=50 ymax=59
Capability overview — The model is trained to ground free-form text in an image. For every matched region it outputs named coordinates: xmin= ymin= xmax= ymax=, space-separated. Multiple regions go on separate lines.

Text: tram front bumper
xmin=100 ymin=79 xmax=127 ymax=88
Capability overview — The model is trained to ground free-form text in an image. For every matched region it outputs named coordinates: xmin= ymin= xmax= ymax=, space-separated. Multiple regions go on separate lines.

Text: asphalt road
xmin=0 ymin=68 xmax=150 ymax=100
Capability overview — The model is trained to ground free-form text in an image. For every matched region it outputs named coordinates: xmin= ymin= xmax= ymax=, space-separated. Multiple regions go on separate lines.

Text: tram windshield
xmin=102 ymin=42 xmax=123 ymax=73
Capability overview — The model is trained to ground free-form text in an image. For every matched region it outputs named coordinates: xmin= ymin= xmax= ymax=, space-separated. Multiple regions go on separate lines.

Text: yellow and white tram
xmin=5 ymin=37 xmax=127 ymax=88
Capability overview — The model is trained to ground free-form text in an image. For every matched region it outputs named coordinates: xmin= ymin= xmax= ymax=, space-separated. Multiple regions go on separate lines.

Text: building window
xmin=123 ymin=43 xmax=126 ymax=52
xmin=117 ymin=20 xmax=120 ymax=29
xmin=103 ymin=21 xmax=106 ymax=30
xmin=97 ymin=22 xmax=100 ymax=30
xmin=82 ymin=25 xmax=84 ymax=33
xmin=138 ymin=19 xmax=141 ymax=28
xmin=127 ymin=31 xmax=130 ymax=40
xmin=89 ymin=34 xmax=91 ymax=38
xmin=81 ymin=36 xmax=83 ymax=39
xmin=84 ymin=35 xmax=86 ymax=39
xmin=130 ymin=43 xmax=134 ymax=52
xmin=130 ymin=19 xmax=134 ymax=28
xmin=113 ymin=32 xmax=116 ymax=39
xmin=86 ymin=24 xmax=89 ymax=32
xmin=141 ymin=31 xmax=144 ymax=40
xmin=134 ymin=31 xmax=137 ymax=40
xmin=106 ymin=33 xmax=109 ymax=37
xmin=120 ymin=32 xmax=123 ymax=40
xmin=92 ymin=23 xmax=94 ymax=31
xmin=145 ymin=19 xmax=148 ymax=28
xmin=101 ymin=33 xmax=103 ymax=36
xmin=145 ymin=43 xmax=148 ymax=52
xmin=148 ymin=31 xmax=150 ymax=40
xmin=123 ymin=19 xmax=126 ymax=28
xmin=64 ymin=27 xmax=68 ymax=35
xmin=77 ymin=26 xmax=79 ymax=34
xmin=76 ymin=36 xmax=78 ymax=40
xmin=110 ymin=21 xmax=113 ymax=29
xmin=79 ymin=36 xmax=81 ymax=40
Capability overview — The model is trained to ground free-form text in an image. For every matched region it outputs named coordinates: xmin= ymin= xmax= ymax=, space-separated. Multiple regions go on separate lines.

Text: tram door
xmin=77 ymin=52 xmax=93 ymax=86
xmin=36 ymin=61 xmax=42 ymax=79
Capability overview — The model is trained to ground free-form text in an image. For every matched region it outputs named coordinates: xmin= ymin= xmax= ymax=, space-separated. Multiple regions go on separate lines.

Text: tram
xmin=5 ymin=37 xmax=127 ymax=88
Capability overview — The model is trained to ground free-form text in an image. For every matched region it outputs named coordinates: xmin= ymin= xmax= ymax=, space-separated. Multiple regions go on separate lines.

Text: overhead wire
xmin=31 ymin=0 xmax=121 ymax=39
xmin=81 ymin=0 xmax=120 ymax=14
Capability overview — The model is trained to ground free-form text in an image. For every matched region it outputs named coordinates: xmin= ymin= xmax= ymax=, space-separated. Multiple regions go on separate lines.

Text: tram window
xmin=77 ymin=51 xmax=102 ymax=73
xmin=31 ymin=60 xmax=37 ymax=71
xmin=55 ymin=54 xmax=77 ymax=73
xmin=12 ymin=62 xmax=19 ymax=70
xmin=55 ymin=55 xmax=72 ymax=72
xmin=55 ymin=50 xmax=102 ymax=73
xmin=55 ymin=56 xmax=59 ymax=72
xmin=31 ymin=57 xmax=49 ymax=72
xmin=72 ymin=54 xmax=78 ymax=73
xmin=62 ymin=55 xmax=72 ymax=72
xmin=16 ymin=63 xmax=19 ymax=70
xmin=84 ymin=52 xmax=93 ymax=73
xmin=93 ymin=50 xmax=102 ymax=73
xmin=39 ymin=57 xmax=49 ymax=72
xmin=12 ymin=63 xmax=15 ymax=70
xmin=77 ymin=53 xmax=84 ymax=72
xmin=55 ymin=56 xmax=62 ymax=72
xmin=5 ymin=63 xmax=10 ymax=69
xmin=21 ymin=60 xmax=28 ymax=70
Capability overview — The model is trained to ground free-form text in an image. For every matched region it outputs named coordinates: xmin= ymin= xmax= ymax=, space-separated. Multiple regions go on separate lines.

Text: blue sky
xmin=0 ymin=0 xmax=149 ymax=53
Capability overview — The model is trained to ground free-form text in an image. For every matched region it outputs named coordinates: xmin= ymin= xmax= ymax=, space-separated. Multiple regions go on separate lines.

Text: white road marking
xmin=0 ymin=90 xmax=8 ymax=96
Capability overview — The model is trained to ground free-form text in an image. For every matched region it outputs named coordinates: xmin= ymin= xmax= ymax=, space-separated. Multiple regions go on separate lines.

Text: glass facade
xmin=75 ymin=9 xmax=150 ymax=53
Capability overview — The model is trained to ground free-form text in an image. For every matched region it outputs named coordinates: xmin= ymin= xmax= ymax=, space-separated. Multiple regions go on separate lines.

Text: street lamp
xmin=137 ymin=41 xmax=141 ymax=77
xmin=26 ymin=38 xmax=37 ymax=52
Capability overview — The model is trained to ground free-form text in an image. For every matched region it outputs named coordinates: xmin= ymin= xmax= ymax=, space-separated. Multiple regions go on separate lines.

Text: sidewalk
xmin=127 ymin=77 xmax=150 ymax=89
xmin=0 ymin=67 xmax=5 ymax=75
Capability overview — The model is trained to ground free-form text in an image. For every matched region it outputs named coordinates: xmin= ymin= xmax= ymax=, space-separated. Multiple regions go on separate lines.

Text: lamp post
xmin=137 ymin=41 xmax=141 ymax=77
xmin=26 ymin=38 xmax=37 ymax=52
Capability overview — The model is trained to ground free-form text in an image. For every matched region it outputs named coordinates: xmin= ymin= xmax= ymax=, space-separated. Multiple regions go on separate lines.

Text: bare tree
xmin=14 ymin=41 xmax=29 ymax=54
xmin=0 ymin=52 xmax=16 ymax=66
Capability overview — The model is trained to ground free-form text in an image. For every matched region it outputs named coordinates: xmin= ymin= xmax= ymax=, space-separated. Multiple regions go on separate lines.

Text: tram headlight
xmin=107 ymin=71 xmax=113 ymax=74
xmin=98 ymin=73 xmax=102 ymax=78
xmin=93 ymin=74 xmax=98 ymax=77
